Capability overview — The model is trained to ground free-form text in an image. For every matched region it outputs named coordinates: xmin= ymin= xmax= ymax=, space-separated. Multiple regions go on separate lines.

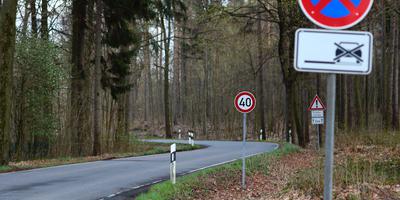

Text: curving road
xmin=0 ymin=140 xmax=278 ymax=200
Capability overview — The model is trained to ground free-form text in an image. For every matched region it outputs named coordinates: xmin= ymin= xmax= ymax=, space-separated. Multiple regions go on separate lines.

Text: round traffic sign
xmin=234 ymin=91 xmax=256 ymax=113
xmin=299 ymin=0 xmax=374 ymax=29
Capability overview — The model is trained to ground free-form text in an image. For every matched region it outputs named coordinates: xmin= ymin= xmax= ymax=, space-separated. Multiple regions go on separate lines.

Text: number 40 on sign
xmin=234 ymin=91 xmax=256 ymax=113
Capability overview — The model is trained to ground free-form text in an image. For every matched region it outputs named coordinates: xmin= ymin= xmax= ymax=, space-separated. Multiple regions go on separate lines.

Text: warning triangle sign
xmin=308 ymin=95 xmax=326 ymax=111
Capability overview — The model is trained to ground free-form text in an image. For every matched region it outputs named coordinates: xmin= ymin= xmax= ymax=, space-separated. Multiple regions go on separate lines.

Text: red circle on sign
xmin=299 ymin=0 xmax=374 ymax=29
xmin=234 ymin=91 xmax=256 ymax=113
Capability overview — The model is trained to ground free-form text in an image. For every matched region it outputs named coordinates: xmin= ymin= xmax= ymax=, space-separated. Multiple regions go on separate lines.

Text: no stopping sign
xmin=234 ymin=91 xmax=256 ymax=113
xmin=299 ymin=0 xmax=373 ymax=29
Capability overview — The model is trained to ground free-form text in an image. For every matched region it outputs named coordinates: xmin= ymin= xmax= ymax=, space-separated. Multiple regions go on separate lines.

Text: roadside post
xmin=188 ymin=132 xmax=194 ymax=146
xmin=296 ymin=0 xmax=374 ymax=199
xmin=259 ymin=129 xmax=263 ymax=141
xmin=308 ymin=95 xmax=326 ymax=150
xmin=178 ymin=129 xmax=181 ymax=140
xmin=234 ymin=91 xmax=256 ymax=189
xmin=191 ymin=132 xmax=195 ymax=146
xmin=170 ymin=143 xmax=176 ymax=184
xmin=188 ymin=131 xmax=194 ymax=146
xmin=188 ymin=132 xmax=192 ymax=145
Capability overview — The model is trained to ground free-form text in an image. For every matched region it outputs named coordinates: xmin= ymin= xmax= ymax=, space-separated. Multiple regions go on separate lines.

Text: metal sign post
xmin=296 ymin=0 xmax=374 ymax=199
xmin=316 ymin=125 xmax=320 ymax=150
xmin=234 ymin=91 xmax=256 ymax=190
xmin=170 ymin=143 xmax=176 ymax=184
xmin=324 ymin=75 xmax=336 ymax=200
xmin=242 ymin=113 xmax=247 ymax=189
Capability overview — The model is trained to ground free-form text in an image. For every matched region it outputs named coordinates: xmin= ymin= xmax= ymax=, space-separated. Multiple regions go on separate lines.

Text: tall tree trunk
xmin=316 ymin=74 xmax=322 ymax=146
xmin=257 ymin=11 xmax=266 ymax=140
xmin=0 ymin=0 xmax=18 ymax=165
xmin=40 ymin=0 xmax=48 ymax=39
xmin=277 ymin=0 xmax=296 ymax=143
xmin=144 ymin=23 xmax=153 ymax=125
xmin=392 ymin=12 xmax=399 ymax=130
xmin=92 ymin=0 xmax=102 ymax=156
xmin=161 ymin=16 xmax=172 ymax=138
xmin=173 ymin=19 xmax=182 ymax=125
xmin=30 ymin=0 xmax=37 ymax=36
xmin=70 ymin=0 xmax=88 ymax=157
xmin=21 ymin=0 xmax=30 ymax=36
xmin=116 ymin=94 xmax=127 ymax=151
xmin=15 ymin=0 xmax=30 ymax=160
xmin=365 ymin=76 xmax=369 ymax=129
xmin=158 ymin=30 xmax=163 ymax=125
xmin=203 ymin=47 xmax=209 ymax=136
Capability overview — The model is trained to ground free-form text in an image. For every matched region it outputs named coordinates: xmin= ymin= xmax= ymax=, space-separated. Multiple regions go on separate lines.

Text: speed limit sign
xmin=234 ymin=91 xmax=256 ymax=113
xmin=234 ymin=91 xmax=256 ymax=189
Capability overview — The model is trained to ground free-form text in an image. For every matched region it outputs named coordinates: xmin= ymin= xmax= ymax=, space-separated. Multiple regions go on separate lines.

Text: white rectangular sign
xmin=312 ymin=118 xmax=324 ymax=125
xmin=294 ymin=28 xmax=373 ymax=75
xmin=311 ymin=110 xmax=324 ymax=118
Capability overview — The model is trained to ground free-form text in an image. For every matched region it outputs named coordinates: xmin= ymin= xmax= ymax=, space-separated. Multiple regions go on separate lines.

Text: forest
xmin=0 ymin=0 xmax=399 ymax=166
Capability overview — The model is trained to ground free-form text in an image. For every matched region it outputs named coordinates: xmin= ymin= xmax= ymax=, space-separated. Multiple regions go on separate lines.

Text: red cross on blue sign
xmin=299 ymin=0 xmax=374 ymax=29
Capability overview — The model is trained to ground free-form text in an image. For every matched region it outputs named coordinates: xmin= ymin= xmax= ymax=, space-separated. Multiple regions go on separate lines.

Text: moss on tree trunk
xmin=0 ymin=0 xmax=18 ymax=165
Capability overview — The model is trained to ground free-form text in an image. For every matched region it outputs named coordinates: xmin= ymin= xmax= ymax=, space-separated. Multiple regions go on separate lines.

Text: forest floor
xmin=0 ymin=142 xmax=202 ymax=173
xmin=135 ymin=132 xmax=400 ymax=200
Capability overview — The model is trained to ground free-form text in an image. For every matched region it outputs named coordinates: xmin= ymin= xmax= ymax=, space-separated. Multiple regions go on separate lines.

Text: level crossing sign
xmin=299 ymin=0 xmax=374 ymax=29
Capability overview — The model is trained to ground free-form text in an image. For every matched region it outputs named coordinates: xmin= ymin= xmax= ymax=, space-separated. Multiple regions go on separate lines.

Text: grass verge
xmin=0 ymin=142 xmax=202 ymax=173
xmin=136 ymin=143 xmax=299 ymax=200
xmin=289 ymin=131 xmax=400 ymax=199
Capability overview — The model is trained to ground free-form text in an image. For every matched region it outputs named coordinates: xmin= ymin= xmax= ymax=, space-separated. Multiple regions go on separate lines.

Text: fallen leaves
xmin=188 ymin=149 xmax=319 ymax=200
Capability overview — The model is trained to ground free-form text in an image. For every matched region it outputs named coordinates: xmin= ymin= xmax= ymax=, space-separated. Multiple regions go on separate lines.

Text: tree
xmin=40 ymin=0 xmax=48 ymax=39
xmin=256 ymin=9 xmax=266 ymax=140
xmin=92 ymin=0 xmax=103 ymax=156
xmin=276 ymin=0 xmax=307 ymax=145
xmin=155 ymin=0 xmax=185 ymax=138
xmin=30 ymin=0 xmax=37 ymax=36
xmin=70 ymin=0 xmax=89 ymax=157
xmin=0 ymin=0 xmax=18 ymax=165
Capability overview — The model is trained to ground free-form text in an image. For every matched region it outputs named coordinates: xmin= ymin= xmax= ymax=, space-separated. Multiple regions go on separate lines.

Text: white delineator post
xmin=191 ymin=133 xmax=195 ymax=146
xmin=188 ymin=132 xmax=194 ymax=146
xmin=170 ymin=143 xmax=176 ymax=184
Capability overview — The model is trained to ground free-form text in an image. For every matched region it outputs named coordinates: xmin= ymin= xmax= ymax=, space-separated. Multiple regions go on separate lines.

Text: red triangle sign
xmin=308 ymin=95 xmax=326 ymax=111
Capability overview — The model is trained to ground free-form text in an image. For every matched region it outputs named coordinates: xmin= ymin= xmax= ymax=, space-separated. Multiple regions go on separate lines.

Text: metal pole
xmin=242 ymin=113 xmax=247 ymax=189
xmin=324 ymin=74 xmax=336 ymax=200
xmin=316 ymin=125 xmax=320 ymax=150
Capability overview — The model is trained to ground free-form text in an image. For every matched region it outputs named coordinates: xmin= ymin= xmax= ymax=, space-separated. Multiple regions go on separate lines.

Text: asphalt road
xmin=0 ymin=140 xmax=278 ymax=200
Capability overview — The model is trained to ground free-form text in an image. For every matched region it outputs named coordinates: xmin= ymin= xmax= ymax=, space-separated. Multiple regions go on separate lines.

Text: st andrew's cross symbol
xmin=299 ymin=0 xmax=374 ymax=29
xmin=334 ymin=42 xmax=364 ymax=63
